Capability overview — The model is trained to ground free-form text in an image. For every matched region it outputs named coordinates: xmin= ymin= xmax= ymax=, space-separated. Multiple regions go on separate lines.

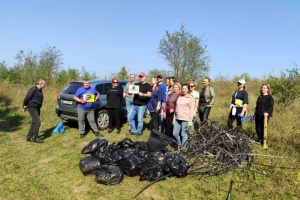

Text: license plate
xmin=62 ymin=100 xmax=73 ymax=105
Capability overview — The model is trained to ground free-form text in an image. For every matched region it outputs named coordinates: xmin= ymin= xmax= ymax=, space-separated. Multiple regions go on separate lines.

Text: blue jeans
xmin=125 ymin=100 xmax=133 ymax=119
xmin=173 ymin=119 xmax=188 ymax=148
xmin=128 ymin=104 xmax=147 ymax=134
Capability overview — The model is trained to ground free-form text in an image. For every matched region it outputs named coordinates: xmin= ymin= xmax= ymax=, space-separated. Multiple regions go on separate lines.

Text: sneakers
xmin=80 ymin=134 xmax=86 ymax=138
xmin=27 ymin=138 xmax=44 ymax=143
xmin=107 ymin=129 xmax=113 ymax=133
xmin=117 ymin=130 xmax=120 ymax=134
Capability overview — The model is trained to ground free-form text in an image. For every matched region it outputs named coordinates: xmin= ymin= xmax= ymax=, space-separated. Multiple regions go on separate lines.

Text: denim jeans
xmin=128 ymin=104 xmax=147 ymax=134
xmin=125 ymin=100 xmax=133 ymax=119
xmin=173 ymin=119 xmax=188 ymax=148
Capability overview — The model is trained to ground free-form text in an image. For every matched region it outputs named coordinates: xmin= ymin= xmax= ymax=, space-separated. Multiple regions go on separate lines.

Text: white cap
xmin=238 ymin=79 xmax=246 ymax=84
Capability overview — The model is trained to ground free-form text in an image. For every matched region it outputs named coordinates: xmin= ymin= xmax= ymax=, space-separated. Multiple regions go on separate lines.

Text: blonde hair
xmin=189 ymin=81 xmax=197 ymax=88
xmin=173 ymin=83 xmax=181 ymax=91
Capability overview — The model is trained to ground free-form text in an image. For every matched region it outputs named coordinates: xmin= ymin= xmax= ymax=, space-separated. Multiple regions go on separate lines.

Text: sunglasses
xmin=139 ymin=76 xmax=144 ymax=78
xmin=189 ymin=85 xmax=194 ymax=87
xmin=113 ymin=82 xmax=119 ymax=83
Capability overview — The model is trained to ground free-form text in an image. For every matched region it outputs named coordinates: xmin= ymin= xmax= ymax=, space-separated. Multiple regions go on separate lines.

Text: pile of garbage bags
xmin=79 ymin=130 xmax=189 ymax=185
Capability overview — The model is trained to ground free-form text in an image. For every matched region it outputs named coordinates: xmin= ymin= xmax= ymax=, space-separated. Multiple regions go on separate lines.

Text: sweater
xmin=174 ymin=94 xmax=195 ymax=121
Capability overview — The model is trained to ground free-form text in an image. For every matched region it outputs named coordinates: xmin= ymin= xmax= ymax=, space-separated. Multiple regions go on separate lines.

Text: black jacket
xmin=106 ymin=86 xmax=123 ymax=108
xmin=23 ymin=86 xmax=44 ymax=108
xmin=255 ymin=95 xmax=274 ymax=117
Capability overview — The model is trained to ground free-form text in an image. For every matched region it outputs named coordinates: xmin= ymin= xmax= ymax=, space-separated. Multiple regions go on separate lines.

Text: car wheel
xmin=97 ymin=110 xmax=109 ymax=130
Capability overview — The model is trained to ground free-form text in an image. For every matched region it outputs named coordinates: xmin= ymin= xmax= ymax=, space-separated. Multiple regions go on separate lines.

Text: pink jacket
xmin=175 ymin=94 xmax=195 ymax=121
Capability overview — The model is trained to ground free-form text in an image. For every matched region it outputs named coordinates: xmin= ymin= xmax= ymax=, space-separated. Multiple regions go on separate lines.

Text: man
xmin=23 ymin=79 xmax=46 ymax=143
xmin=74 ymin=80 xmax=103 ymax=138
xmin=127 ymin=72 xmax=152 ymax=136
xmin=123 ymin=74 xmax=136 ymax=123
xmin=156 ymin=74 xmax=167 ymax=133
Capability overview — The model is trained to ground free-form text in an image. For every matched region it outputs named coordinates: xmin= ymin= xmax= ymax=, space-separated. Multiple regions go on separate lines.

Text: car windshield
xmin=62 ymin=82 xmax=83 ymax=94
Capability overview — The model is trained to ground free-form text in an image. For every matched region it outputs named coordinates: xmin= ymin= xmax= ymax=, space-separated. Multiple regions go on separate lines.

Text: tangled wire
xmin=184 ymin=120 xmax=254 ymax=176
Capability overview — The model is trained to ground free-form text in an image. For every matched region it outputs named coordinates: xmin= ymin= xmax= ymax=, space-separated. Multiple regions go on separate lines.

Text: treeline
xmin=0 ymin=45 xmax=98 ymax=86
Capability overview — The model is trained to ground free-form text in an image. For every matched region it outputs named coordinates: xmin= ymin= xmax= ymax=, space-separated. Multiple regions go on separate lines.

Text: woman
xmin=227 ymin=79 xmax=248 ymax=129
xmin=254 ymin=84 xmax=274 ymax=145
xmin=106 ymin=78 xmax=123 ymax=134
xmin=164 ymin=83 xmax=181 ymax=138
xmin=172 ymin=84 xmax=195 ymax=148
xmin=198 ymin=78 xmax=215 ymax=124
xmin=167 ymin=77 xmax=176 ymax=95
xmin=189 ymin=81 xmax=199 ymax=132
xmin=147 ymin=78 xmax=163 ymax=130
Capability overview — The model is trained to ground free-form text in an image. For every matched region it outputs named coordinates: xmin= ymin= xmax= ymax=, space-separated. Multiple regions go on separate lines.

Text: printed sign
xmin=83 ymin=94 xmax=95 ymax=102
xmin=128 ymin=85 xmax=139 ymax=94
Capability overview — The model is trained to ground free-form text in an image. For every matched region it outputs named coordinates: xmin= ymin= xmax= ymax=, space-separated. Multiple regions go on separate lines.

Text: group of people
xmin=23 ymin=76 xmax=274 ymax=148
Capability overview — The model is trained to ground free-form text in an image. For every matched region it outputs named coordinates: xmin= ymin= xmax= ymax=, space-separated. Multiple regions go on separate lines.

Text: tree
xmin=0 ymin=61 xmax=9 ymax=81
xmin=38 ymin=45 xmax=63 ymax=85
xmin=268 ymin=64 xmax=300 ymax=109
xmin=118 ymin=66 xmax=129 ymax=80
xmin=158 ymin=25 xmax=210 ymax=84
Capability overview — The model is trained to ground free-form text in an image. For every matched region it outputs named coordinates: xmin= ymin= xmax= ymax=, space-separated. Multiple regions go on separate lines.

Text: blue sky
xmin=1 ymin=0 xmax=299 ymax=79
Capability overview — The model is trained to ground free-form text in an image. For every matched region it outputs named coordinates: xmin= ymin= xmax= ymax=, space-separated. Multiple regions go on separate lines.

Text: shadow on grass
xmin=0 ymin=107 xmax=25 ymax=132
xmin=39 ymin=127 xmax=54 ymax=140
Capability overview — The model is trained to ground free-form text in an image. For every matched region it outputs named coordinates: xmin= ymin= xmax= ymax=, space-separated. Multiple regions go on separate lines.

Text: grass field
xmin=0 ymin=81 xmax=299 ymax=200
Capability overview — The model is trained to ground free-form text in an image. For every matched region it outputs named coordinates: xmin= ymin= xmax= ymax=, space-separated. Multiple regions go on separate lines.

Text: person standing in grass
xmin=172 ymin=84 xmax=195 ymax=148
xmin=227 ymin=79 xmax=248 ymax=129
xmin=198 ymin=78 xmax=215 ymax=124
xmin=106 ymin=78 xmax=124 ymax=134
xmin=188 ymin=81 xmax=199 ymax=133
xmin=123 ymin=74 xmax=136 ymax=129
xmin=163 ymin=83 xmax=181 ymax=138
xmin=254 ymin=84 xmax=274 ymax=145
xmin=74 ymin=80 xmax=102 ymax=138
xmin=22 ymin=79 xmax=46 ymax=143
xmin=147 ymin=77 xmax=163 ymax=131
xmin=127 ymin=72 xmax=152 ymax=136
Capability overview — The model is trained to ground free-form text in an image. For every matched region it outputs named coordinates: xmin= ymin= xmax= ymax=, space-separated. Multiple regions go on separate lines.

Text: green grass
xmin=0 ymin=82 xmax=299 ymax=200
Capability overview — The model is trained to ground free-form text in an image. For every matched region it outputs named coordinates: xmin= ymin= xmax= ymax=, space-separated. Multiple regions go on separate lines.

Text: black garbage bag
xmin=117 ymin=138 xmax=135 ymax=148
xmin=139 ymin=157 xmax=165 ymax=182
xmin=147 ymin=129 xmax=178 ymax=152
xmin=79 ymin=156 xmax=101 ymax=175
xmin=120 ymin=153 xmax=147 ymax=177
xmin=121 ymin=147 xmax=137 ymax=159
xmin=163 ymin=153 xmax=189 ymax=177
xmin=94 ymin=165 xmax=124 ymax=185
xmin=99 ymin=145 xmax=123 ymax=166
xmin=81 ymin=138 xmax=109 ymax=154
xmin=134 ymin=141 xmax=148 ymax=152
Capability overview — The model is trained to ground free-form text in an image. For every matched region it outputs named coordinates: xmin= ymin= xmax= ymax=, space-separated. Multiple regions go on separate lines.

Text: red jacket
xmin=164 ymin=92 xmax=182 ymax=113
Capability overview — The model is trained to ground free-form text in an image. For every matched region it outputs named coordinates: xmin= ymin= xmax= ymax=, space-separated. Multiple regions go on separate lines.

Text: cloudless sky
xmin=1 ymin=0 xmax=299 ymax=79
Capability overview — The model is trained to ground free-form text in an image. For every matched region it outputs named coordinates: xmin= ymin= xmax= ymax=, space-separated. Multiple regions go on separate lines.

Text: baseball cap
xmin=139 ymin=72 xmax=146 ymax=77
xmin=156 ymin=74 xmax=163 ymax=78
xmin=237 ymin=79 xmax=246 ymax=84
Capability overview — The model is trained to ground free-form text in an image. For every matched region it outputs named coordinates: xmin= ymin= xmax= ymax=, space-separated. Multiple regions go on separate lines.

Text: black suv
xmin=56 ymin=79 xmax=127 ymax=130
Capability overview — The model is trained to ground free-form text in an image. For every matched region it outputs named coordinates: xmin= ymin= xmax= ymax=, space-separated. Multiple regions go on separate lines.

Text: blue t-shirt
xmin=147 ymin=86 xmax=163 ymax=112
xmin=159 ymin=83 xmax=167 ymax=102
xmin=75 ymin=86 xmax=99 ymax=110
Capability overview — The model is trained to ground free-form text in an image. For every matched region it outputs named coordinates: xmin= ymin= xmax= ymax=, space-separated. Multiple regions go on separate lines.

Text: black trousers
xmin=27 ymin=106 xmax=41 ymax=139
xmin=150 ymin=111 xmax=159 ymax=131
xmin=227 ymin=107 xmax=244 ymax=129
xmin=108 ymin=108 xmax=121 ymax=130
xmin=165 ymin=112 xmax=175 ymax=138
xmin=255 ymin=115 xmax=269 ymax=142
xmin=198 ymin=103 xmax=211 ymax=123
